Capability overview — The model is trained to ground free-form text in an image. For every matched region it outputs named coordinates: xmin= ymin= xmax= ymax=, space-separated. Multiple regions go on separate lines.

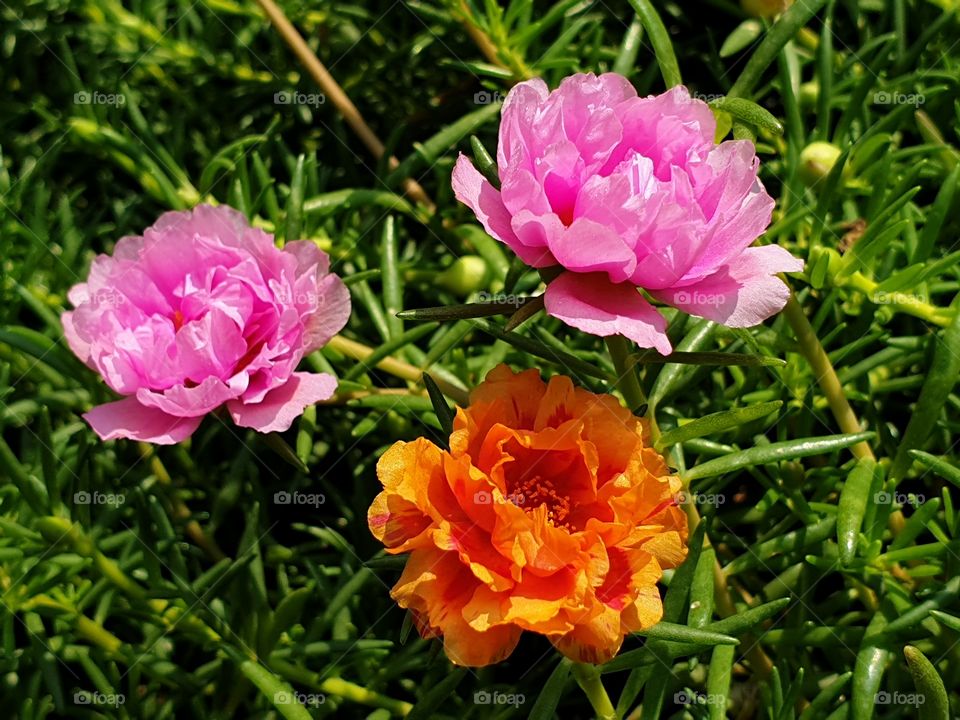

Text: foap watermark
xmin=691 ymin=91 xmax=724 ymax=103
xmin=875 ymin=691 xmax=924 ymax=707
xmin=274 ymin=490 xmax=326 ymax=507
xmin=90 ymin=288 xmax=127 ymax=308
xmin=473 ymin=90 xmax=505 ymax=105
xmin=674 ymin=290 xmax=725 ymax=308
xmin=73 ymin=691 xmax=125 ymax=707
xmin=74 ymin=90 xmax=125 ymax=106
xmin=874 ymin=491 xmax=925 ymax=508
xmin=274 ymin=90 xmax=326 ymax=108
xmin=274 ymin=290 xmax=324 ymax=306
xmin=274 ymin=691 xmax=325 ymax=707
xmin=873 ymin=290 xmax=928 ymax=305
xmin=473 ymin=489 xmax=525 ymax=506
xmin=677 ymin=490 xmax=726 ymax=508
xmin=873 ymin=90 xmax=924 ymax=106
xmin=74 ymin=490 xmax=125 ymax=507
xmin=474 ymin=690 xmax=525 ymax=707
xmin=674 ymin=690 xmax=724 ymax=706
xmin=477 ymin=291 xmax=525 ymax=308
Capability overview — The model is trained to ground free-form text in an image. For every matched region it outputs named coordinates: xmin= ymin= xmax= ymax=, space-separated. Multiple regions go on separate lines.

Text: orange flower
xmin=368 ymin=365 xmax=688 ymax=666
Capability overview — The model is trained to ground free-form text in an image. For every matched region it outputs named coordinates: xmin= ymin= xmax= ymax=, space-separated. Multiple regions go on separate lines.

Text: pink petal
xmin=174 ymin=309 xmax=248 ymax=382
xmin=498 ymin=78 xmax=551 ymax=171
xmin=605 ymin=86 xmax=716 ymax=179
xmin=61 ymin=311 xmax=92 ymax=367
xmin=453 ymin=154 xmax=558 ymax=268
xmin=501 ymin=165 xmax=552 ymax=216
xmin=84 ymin=397 xmax=202 ymax=445
xmin=554 ymin=73 xmax=635 ymax=169
xmin=136 ymin=375 xmax=245 ymax=417
xmin=229 ymin=371 xmax=338 ymax=433
xmin=507 ymin=210 xmax=562 ymax=268
xmin=650 ymin=245 xmax=803 ymax=327
xmin=283 ymin=239 xmax=331 ymax=276
xmin=302 ymin=273 xmax=352 ymax=353
xmin=546 ymin=218 xmax=636 ymax=283
xmin=452 ymin=154 xmax=522 ymax=245
xmin=544 ymin=272 xmax=671 ymax=355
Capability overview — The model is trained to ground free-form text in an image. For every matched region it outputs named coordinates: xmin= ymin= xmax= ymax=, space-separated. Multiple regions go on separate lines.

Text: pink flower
xmin=62 ymin=205 xmax=351 ymax=444
xmin=452 ymin=73 xmax=803 ymax=355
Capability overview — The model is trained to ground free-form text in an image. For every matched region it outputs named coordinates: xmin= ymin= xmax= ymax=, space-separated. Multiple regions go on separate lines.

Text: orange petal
xmin=367 ymin=490 xmax=432 ymax=552
xmin=391 ymin=548 xmax=522 ymax=667
xmin=550 ymin=603 xmax=625 ymax=664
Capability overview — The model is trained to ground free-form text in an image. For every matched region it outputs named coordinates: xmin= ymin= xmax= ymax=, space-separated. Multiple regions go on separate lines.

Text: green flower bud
xmin=799 ymin=141 xmax=844 ymax=186
xmin=808 ymin=246 xmax=843 ymax=288
xmin=799 ymin=81 xmax=819 ymax=109
xmin=436 ymin=255 xmax=491 ymax=297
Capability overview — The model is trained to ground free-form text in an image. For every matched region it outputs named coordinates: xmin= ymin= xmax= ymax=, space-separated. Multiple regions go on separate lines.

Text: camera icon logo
xmin=474 ymin=690 xmax=491 ymax=704
xmin=74 ymin=491 xmax=91 ymax=505
xmin=274 ymin=491 xmax=292 ymax=504
xmin=473 ymin=490 xmax=492 ymax=505
xmin=274 ymin=91 xmax=292 ymax=104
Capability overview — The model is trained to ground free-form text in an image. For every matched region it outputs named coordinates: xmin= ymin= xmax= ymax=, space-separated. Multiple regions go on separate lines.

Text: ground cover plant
xmin=2 ymin=0 xmax=960 ymax=717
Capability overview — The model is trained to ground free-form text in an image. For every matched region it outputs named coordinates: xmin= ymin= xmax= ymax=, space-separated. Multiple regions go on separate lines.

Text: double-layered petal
xmin=368 ymin=365 xmax=688 ymax=666
xmin=453 ymin=73 xmax=803 ymax=354
xmin=62 ymin=204 xmax=351 ymax=443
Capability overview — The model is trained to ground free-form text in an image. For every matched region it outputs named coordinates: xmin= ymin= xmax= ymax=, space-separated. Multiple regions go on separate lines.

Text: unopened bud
xmin=436 ymin=256 xmax=491 ymax=297
xmin=799 ymin=141 xmax=844 ymax=186
xmin=799 ymin=81 xmax=819 ymax=109
xmin=808 ymin=246 xmax=844 ymax=288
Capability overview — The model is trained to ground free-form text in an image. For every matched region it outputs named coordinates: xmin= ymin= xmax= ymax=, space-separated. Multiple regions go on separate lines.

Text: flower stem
xmin=327 ymin=334 xmax=470 ymax=406
xmin=605 ymin=335 xmax=646 ymax=413
xmin=571 ymin=663 xmax=617 ymax=720
xmin=269 ymin=657 xmax=413 ymax=715
xmin=845 ymin=272 xmax=953 ymax=326
xmin=782 ymin=291 xmax=907 ymax=535
xmin=781 ymin=294 xmax=876 ymax=461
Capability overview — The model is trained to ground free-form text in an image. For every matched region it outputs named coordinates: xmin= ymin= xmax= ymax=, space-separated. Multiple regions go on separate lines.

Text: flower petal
xmin=452 ymin=154 xmax=558 ymax=267
xmin=650 ymin=245 xmax=803 ymax=327
xmin=61 ymin=311 xmax=92 ymax=367
xmin=83 ymin=397 xmax=202 ymax=444
xmin=302 ymin=273 xmax=352 ymax=353
xmin=229 ymin=371 xmax=337 ymax=433
xmin=136 ymin=372 xmax=247 ymax=418
xmin=546 ymin=218 xmax=637 ymax=283
xmin=544 ymin=272 xmax=671 ymax=355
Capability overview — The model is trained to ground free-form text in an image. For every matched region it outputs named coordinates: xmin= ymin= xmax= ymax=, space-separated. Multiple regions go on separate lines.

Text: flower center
xmin=507 ymin=472 xmax=573 ymax=529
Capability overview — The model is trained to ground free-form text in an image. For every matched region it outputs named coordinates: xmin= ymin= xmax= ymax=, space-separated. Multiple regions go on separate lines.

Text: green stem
xmin=327 ymin=334 xmax=470 ymax=406
xmin=845 ymin=271 xmax=953 ymax=326
xmin=571 ymin=663 xmax=617 ymax=720
xmin=781 ymin=294 xmax=875 ymax=461
xmin=269 ymin=657 xmax=412 ymax=716
xmin=605 ymin=335 xmax=646 ymax=413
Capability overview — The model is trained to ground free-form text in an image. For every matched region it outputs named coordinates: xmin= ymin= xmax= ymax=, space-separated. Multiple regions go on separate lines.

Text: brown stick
xmin=254 ymin=0 xmax=436 ymax=212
